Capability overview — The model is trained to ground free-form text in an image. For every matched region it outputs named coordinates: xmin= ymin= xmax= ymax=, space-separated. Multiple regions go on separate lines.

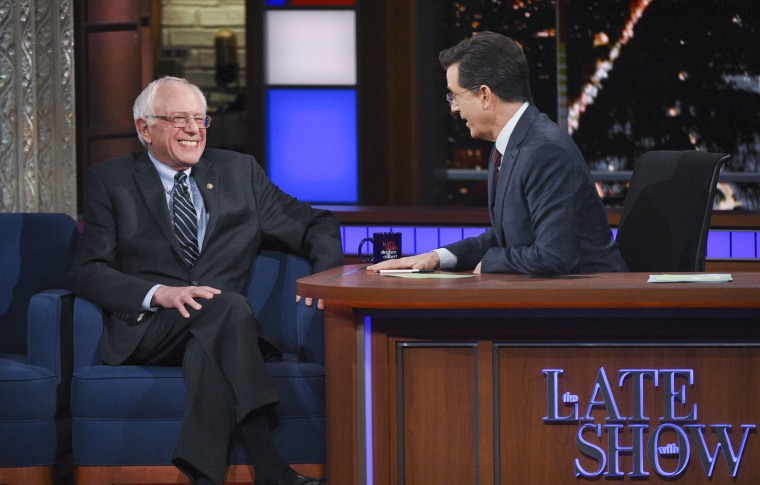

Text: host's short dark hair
xmin=439 ymin=31 xmax=533 ymax=104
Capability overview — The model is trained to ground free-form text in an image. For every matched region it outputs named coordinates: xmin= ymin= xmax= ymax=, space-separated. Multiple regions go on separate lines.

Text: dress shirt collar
xmin=494 ymin=101 xmax=530 ymax=155
xmin=148 ymin=152 xmax=192 ymax=195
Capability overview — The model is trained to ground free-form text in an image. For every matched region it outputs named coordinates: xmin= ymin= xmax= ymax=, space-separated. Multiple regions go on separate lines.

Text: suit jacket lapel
xmin=133 ymin=153 xmax=181 ymax=258
xmin=491 ymin=104 xmax=540 ymax=245
xmin=492 ymin=150 xmax=516 ymax=246
xmin=192 ymin=157 xmax=220 ymax=249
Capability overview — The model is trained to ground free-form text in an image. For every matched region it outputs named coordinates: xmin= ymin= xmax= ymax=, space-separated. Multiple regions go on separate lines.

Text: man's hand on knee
xmin=152 ymin=285 xmax=222 ymax=318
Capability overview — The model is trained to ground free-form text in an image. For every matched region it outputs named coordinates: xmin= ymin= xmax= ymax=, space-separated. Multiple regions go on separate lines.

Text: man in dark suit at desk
xmin=369 ymin=32 xmax=627 ymax=275
xmin=72 ymin=77 xmax=343 ymax=485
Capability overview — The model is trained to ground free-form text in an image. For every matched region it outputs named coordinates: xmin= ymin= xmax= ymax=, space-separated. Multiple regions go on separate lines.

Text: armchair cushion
xmin=0 ymin=359 xmax=61 ymax=466
xmin=0 ymin=359 xmax=57 ymax=419
xmin=71 ymin=363 xmax=326 ymax=419
xmin=0 ymin=292 xmax=74 ymax=467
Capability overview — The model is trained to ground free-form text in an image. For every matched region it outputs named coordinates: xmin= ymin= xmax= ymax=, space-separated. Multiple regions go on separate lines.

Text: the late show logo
xmin=543 ymin=367 xmax=756 ymax=479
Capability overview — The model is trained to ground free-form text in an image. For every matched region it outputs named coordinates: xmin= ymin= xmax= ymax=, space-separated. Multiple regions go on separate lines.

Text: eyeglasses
xmin=148 ymin=114 xmax=212 ymax=129
xmin=446 ymin=86 xmax=481 ymax=106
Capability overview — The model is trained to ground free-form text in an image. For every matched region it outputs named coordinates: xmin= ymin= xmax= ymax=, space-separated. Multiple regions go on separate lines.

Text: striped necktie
xmin=172 ymin=172 xmax=200 ymax=266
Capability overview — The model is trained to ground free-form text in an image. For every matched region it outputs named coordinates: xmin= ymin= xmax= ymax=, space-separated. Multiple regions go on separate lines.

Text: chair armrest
xmin=297 ymin=301 xmax=325 ymax=366
xmin=73 ymin=297 xmax=105 ymax=371
xmin=27 ymin=289 xmax=74 ymax=378
xmin=27 ymin=289 xmax=75 ymax=413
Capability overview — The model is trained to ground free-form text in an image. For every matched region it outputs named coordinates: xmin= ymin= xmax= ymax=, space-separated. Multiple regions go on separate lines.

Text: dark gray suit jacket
xmin=445 ymin=104 xmax=627 ymax=274
xmin=72 ymin=148 xmax=344 ymax=364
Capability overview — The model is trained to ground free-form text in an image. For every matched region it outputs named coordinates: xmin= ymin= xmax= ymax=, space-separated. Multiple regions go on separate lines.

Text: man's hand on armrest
xmin=296 ymin=295 xmax=325 ymax=310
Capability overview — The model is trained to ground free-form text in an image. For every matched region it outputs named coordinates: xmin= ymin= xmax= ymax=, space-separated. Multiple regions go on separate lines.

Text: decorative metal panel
xmin=0 ymin=0 xmax=76 ymax=215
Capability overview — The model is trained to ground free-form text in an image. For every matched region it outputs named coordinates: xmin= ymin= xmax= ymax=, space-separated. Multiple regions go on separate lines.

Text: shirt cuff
xmin=141 ymin=284 xmax=162 ymax=312
xmin=433 ymin=248 xmax=457 ymax=269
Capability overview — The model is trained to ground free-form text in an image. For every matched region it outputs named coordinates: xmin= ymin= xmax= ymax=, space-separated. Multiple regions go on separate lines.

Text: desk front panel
xmin=304 ymin=269 xmax=760 ymax=485
xmin=499 ymin=346 xmax=760 ymax=484
xmin=372 ymin=313 xmax=760 ymax=485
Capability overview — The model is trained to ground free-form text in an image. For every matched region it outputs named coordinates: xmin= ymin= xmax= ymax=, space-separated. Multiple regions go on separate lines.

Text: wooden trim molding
xmin=75 ymin=463 xmax=325 ymax=485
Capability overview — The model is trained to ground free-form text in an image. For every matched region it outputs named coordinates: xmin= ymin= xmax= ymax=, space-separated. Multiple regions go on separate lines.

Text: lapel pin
xmin=207 ymin=183 xmax=214 ymax=189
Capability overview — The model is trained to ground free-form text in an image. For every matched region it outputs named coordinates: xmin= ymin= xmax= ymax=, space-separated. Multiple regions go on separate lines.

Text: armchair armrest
xmin=27 ymin=288 xmax=75 ymax=415
xmin=73 ymin=297 xmax=105 ymax=371
xmin=249 ymin=249 xmax=325 ymax=363
xmin=296 ymin=302 xmax=325 ymax=365
xmin=27 ymin=289 xmax=74 ymax=377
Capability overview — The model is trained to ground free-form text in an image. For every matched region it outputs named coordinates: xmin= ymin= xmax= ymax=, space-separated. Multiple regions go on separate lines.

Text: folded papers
xmin=647 ymin=274 xmax=733 ymax=283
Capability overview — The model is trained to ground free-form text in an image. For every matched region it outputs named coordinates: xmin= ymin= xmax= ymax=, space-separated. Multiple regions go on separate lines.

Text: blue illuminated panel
xmin=439 ymin=227 xmax=465 ymax=246
xmin=343 ymin=226 xmax=368 ymax=255
xmin=410 ymin=228 xmax=439 ymax=254
xmin=341 ymin=226 xmax=760 ymax=261
xmin=707 ymin=231 xmax=731 ymax=259
xmin=731 ymin=231 xmax=756 ymax=258
xmin=393 ymin=227 xmax=417 ymax=255
xmin=463 ymin=227 xmax=488 ymax=239
xmin=267 ymin=89 xmax=358 ymax=203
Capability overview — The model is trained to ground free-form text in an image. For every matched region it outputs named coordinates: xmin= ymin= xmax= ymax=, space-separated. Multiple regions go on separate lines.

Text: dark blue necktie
xmin=172 ymin=172 xmax=200 ymax=266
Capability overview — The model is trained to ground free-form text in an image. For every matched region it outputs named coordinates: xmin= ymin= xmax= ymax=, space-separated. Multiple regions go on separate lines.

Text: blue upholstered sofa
xmin=71 ymin=248 xmax=327 ymax=484
xmin=0 ymin=213 xmax=78 ymax=485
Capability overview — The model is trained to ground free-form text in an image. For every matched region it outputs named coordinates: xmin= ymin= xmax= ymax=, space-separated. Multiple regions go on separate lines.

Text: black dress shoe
xmin=254 ymin=466 xmax=327 ymax=485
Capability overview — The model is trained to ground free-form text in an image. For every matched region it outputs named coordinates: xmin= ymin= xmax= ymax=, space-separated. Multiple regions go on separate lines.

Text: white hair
xmin=133 ymin=76 xmax=208 ymax=146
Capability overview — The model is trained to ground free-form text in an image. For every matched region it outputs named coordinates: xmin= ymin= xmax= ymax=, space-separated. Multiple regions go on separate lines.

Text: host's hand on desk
xmin=366 ymin=251 xmax=441 ymax=272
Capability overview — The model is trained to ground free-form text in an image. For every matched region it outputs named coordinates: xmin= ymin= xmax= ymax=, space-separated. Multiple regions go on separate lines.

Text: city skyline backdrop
xmin=444 ymin=0 xmax=760 ymax=209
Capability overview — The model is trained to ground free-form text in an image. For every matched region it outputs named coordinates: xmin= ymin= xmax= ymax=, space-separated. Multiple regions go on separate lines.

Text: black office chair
xmin=616 ymin=150 xmax=730 ymax=272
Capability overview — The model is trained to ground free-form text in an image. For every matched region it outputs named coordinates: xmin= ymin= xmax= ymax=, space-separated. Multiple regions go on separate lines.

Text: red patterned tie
xmin=493 ymin=148 xmax=503 ymax=190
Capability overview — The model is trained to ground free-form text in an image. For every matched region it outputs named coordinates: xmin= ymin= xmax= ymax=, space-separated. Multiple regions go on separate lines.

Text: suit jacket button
xmin=192 ymin=281 xmax=198 ymax=286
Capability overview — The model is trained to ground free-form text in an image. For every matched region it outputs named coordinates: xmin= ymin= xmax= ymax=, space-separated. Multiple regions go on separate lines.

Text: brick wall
xmin=160 ymin=0 xmax=246 ymax=89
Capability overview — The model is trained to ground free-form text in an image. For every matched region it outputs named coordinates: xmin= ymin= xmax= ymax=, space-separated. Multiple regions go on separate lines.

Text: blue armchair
xmin=0 ymin=213 xmax=78 ymax=485
xmin=71 ymin=249 xmax=327 ymax=484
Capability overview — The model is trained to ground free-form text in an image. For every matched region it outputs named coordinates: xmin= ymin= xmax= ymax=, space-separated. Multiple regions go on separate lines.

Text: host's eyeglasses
xmin=148 ymin=114 xmax=212 ymax=129
xmin=446 ymin=86 xmax=481 ymax=106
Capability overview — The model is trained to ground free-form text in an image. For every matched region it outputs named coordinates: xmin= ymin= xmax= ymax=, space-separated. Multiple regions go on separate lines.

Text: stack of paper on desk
xmin=647 ymin=274 xmax=733 ymax=283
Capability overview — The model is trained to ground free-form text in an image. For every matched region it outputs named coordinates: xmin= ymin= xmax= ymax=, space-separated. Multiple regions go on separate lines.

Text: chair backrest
xmin=0 ymin=213 xmax=78 ymax=355
xmin=247 ymin=249 xmax=323 ymax=363
xmin=616 ymin=150 xmax=729 ymax=272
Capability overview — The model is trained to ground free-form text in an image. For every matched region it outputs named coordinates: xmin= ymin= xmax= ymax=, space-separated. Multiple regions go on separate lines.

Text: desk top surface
xmin=296 ymin=265 xmax=760 ymax=310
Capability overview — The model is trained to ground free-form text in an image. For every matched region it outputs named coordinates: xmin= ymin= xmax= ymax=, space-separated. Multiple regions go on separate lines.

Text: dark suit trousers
xmin=125 ymin=292 xmax=280 ymax=483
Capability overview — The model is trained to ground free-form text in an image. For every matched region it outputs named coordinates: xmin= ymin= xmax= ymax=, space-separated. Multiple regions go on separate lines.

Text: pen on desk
xmin=377 ymin=269 xmax=435 ymax=274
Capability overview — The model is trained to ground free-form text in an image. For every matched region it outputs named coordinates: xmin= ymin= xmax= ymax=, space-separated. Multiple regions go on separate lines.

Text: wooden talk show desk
xmin=297 ymin=267 xmax=760 ymax=485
